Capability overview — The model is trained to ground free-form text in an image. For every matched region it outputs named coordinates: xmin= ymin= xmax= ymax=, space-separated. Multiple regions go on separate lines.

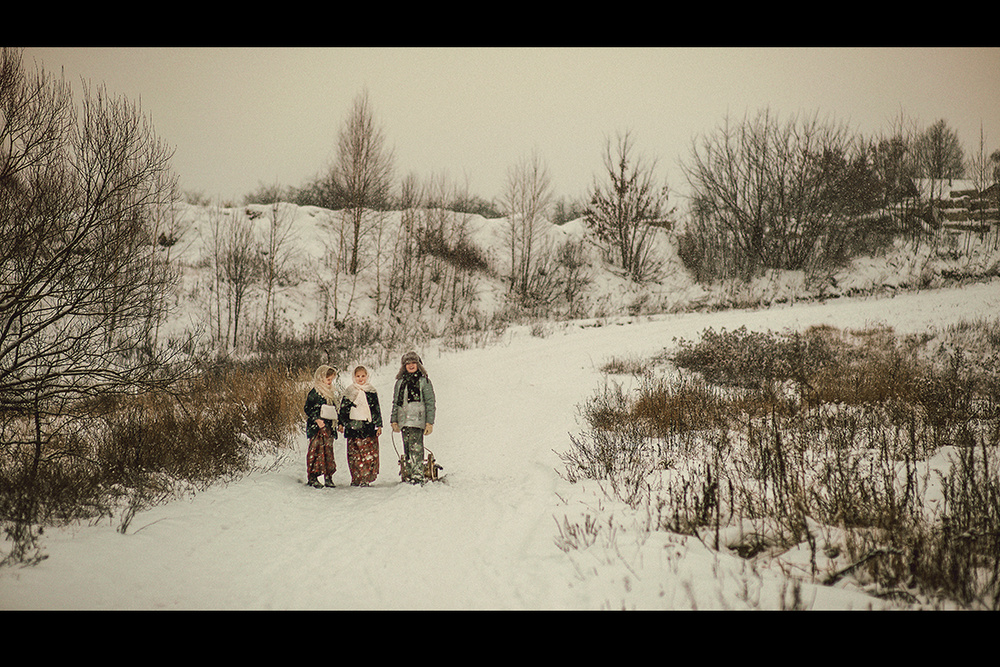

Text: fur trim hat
xmin=397 ymin=351 xmax=428 ymax=379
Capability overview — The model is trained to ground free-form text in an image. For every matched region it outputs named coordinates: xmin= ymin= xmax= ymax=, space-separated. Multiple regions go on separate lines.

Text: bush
xmin=1 ymin=360 xmax=304 ymax=563
xmin=681 ymin=108 xmax=890 ymax=283
xmin=416 ymin=224 xmax=490 ymax=274
xmin=446 ymin=194 xmax=503 ymax=219
xmin=563 ymin=321 xmax=1000 ymax=608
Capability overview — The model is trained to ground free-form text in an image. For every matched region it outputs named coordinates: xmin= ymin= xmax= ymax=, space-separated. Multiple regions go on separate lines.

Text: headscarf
xmin=312 ymin=364 xmax=340 ymax=404
xmin=346 ymin=369 xmax=376 ymax=422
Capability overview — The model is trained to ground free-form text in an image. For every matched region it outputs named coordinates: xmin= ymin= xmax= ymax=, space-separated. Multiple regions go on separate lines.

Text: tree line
xmin=198 ymin=92 xmax=1000 ymax=357
xmin=239 ymin=100 xmax=997 ymax=296
xmin=678 ymin=109 xmax=1000 ymax=283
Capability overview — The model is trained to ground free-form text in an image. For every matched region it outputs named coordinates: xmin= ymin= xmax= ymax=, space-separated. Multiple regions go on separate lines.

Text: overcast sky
xmin=20 ymin=46 xmax=1000 ymax=206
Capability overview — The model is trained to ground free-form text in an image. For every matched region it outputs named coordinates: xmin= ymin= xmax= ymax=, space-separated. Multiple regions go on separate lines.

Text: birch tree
xmin=332 ymin=90 xmax=394 ymax=276
xmin=915 ymin=119 xmax=965 ymax=201
xmin=499 ymin=150 xmax=554 ymax=298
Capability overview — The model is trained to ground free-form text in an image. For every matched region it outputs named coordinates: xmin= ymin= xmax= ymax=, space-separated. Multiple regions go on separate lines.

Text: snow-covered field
xmin=4 ymin=273 xmax=999 ymax=610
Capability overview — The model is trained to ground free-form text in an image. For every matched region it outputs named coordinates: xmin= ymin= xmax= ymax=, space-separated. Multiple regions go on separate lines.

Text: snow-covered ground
xmin=4 ymin=277 xmax=999 ymax=610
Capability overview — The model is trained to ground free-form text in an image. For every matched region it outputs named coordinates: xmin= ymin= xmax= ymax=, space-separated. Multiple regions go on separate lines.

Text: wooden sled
xmin=399 ymin=449 xmax=444 ymax=483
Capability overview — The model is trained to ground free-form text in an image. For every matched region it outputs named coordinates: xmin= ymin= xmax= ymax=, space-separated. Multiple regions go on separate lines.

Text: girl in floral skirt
xmin=338 ymin=365 xmax=382 ymax=486
xmin=304 ymin=364 xmax=341 ymax=488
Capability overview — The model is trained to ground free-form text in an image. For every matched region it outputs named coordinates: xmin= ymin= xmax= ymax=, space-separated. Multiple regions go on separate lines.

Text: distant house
xmin=980 ymin=182 xmax=1000 ymax=202
xmin=914 ymin=178 xmax=976 ymax=201
xmin=914 ymin=179 xmax=1000 ymax=233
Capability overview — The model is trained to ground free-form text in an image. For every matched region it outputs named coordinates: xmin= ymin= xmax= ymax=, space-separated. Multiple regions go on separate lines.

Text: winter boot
xmin=307 ymin=475 xmax=323 ymax=488
xmin=324 ymin=477 xmax=336 ymax=488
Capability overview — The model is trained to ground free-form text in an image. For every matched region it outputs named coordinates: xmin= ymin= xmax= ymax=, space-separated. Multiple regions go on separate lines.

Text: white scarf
xmin=348 ymin=383 xmax=374 ymax=422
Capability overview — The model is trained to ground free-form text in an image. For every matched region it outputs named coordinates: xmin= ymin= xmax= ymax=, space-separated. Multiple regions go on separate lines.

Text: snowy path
xmin=3 ymin=280 xmax=1000 ymax=610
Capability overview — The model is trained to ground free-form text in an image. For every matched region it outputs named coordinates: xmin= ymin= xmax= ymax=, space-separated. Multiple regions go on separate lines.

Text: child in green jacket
xmin=390 ymin=352 xmax=435 ymax=484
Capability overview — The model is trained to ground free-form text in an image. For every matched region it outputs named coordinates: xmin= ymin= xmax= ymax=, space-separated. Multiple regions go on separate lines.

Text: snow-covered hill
xmin=158 ymin=195 xmax=1000 ymax=352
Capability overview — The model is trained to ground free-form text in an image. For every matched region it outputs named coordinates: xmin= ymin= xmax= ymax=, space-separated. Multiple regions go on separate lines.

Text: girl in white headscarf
xmin=337 ymin=365 xmax=382 ymax=487
xmin=304 ymin=364 xmax=341 ymax=488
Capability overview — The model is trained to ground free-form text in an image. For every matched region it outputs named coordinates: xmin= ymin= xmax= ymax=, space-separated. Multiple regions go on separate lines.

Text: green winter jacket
xmin=390 ymin=373 xmax=435 ymax=428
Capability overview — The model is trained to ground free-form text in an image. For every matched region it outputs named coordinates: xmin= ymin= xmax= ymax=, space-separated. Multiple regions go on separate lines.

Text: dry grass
xmin=1 ymin=359 xmax=306 ymax=563
xmin=564 ymin=320 xmax=1000 ymax=609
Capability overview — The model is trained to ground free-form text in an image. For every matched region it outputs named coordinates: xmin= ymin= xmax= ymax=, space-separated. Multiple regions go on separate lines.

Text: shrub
xmin=563 ymin=320 xmax=1000 ymax=608
xmin=1 ymin=360 xmax=304 ymax=563
xmin=416 ymin=225 xmax=490 ymax=274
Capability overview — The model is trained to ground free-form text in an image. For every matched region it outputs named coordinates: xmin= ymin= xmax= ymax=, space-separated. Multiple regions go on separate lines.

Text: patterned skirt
xmin=307 ymin=429 xmax=336 ymax=478
xmin=347 ymin=435 xmax=379 ymax=486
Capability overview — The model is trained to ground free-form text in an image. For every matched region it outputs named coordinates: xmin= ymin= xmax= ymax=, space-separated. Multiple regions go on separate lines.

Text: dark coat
xmin=304 ymin=388 xmax=338 ymax=440
xmin=338 ymin=389 xmax=383 ymax=440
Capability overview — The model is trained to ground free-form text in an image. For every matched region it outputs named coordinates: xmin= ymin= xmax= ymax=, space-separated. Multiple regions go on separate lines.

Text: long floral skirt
xmin=347 ymin=435 xmax=379 ymax=486
xmin=307 ymin=429 xmax=336 ymax=480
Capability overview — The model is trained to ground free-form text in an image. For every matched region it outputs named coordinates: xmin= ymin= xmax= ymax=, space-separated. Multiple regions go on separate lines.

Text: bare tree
xmin=220 ymin=210 xmax=258 ymax=350
xmin=864 ymin=112 xmax=925 ymax=247
xmin=205 ymin=206 xmax=259 ymax=352
xmin=1 ymin=48 xmax=180 ymax=559
xmin=146 ymin=172 xmax=183 ymax=348
xmin=332 ymin=90 xmax=394 ymax=276
xmin=967 ymin=124 xmax=1000 ymax=250
xmin=388 ymin=172 xmax=424 ymax=315
xmin=586 ymin=131 xmax=673 ymax=282
xmin=207 ymin=206 xmax=229 ymax=347
xmin=915 ymin=118 xmax=965 ymax=200
xmin=1 ymin=48 xmax=179 ymax=411
xmin=260 ymin=200 xmax=299 ymax=342
xmin=499 ymin=150 xmax=554 ymax=298
xmin=870 ymin=111 xmax=920 ymax=205
xmin=968 ymin=123 xmax=994 ymax=193
xmin=681 ymin=109 xmax=878 ymax=281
